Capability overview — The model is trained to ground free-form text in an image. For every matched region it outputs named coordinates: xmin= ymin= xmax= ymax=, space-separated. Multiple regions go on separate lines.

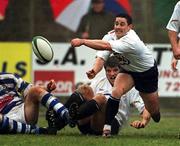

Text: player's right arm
xmin=130 ymin=108 xmax=151 ymax=129
xmin=127 ymin=88 xmax=151 ymax=129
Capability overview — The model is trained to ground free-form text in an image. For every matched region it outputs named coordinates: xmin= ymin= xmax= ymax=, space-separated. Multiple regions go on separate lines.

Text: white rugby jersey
xmin=96 ymin=29 xmax=155 ymax=72
xmin=115 ymin=87 xmax=144 ymax=127
xmin=90 ymin=76 xmax=144 ymax=126
xmin=166 ymin=1 xmax=180 ymax=38
xmin=0 ymin=73 xmax=32 ymax=112
xmin=90 ymin=76 xmax=112 ymax=99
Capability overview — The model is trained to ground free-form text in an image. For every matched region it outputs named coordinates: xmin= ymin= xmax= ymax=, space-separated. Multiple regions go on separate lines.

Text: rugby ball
xmin=32 ymin=36 xmax=54 ymax=63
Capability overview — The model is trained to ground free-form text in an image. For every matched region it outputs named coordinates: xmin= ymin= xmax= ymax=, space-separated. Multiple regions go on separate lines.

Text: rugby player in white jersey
xmin=63 ymin=56 xmax=151 ymax=135
xmin=0 ymin=73 xmax=70 ymax=134
xmin=71 ymin=13 xmax=160 ymax=137
xmin=166 ymin=1 xmax=180 ymax=71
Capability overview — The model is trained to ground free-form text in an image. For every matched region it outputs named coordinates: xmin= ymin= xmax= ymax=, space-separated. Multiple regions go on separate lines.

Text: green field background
xmin=0 ymin=116 xmax=179 ymax=146
xmin=0 ymin=97 xmax=180 ymax=146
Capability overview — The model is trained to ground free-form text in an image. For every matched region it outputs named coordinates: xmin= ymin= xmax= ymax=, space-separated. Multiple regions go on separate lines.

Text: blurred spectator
xmin=76 ymin=0 xmax=115 ymax=39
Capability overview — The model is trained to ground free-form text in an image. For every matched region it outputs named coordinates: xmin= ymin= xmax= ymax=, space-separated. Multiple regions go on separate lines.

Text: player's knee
xmin=28 ymin=86 xmax=45 ymax=101
xmin=112 ymin=88 xmax=124 ymax=99
xmin=93 ymin=94 xmax=106 ymax=108
xmin=76 ymin=84 xmax=94 ymax=100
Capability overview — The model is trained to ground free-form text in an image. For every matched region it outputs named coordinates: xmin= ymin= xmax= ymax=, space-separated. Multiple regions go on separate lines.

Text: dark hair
xmin=104 ymin=56 xmax=119 ymax=69
xmin=116 ymin=13 xmax=132 ymax=25
xmin=92 ymin=0 xmax=104 ymax=3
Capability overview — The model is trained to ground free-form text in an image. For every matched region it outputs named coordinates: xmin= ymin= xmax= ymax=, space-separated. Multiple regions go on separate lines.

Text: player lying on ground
xmin=46 ymin=56 xmax=151 ymax=135
xmin=0 ymin=73 xmax=70 ymax=134
xmin=71 ymin=13 xmax=160 ymax=137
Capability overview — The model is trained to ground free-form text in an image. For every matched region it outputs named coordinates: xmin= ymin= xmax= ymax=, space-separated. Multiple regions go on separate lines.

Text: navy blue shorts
xmin=123 ymin=63 xmax=158 ymax=93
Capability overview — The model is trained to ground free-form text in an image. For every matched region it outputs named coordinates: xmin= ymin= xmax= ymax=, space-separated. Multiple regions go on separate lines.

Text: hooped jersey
xmin=96 ymin=29 xmax=155 ymax=72
xmin=0 ymin=73 xmax=32 ymax=112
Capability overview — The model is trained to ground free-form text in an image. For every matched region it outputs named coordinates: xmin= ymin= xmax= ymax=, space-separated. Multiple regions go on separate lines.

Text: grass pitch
xmin=0 ymin=114 xmax=180 ymax=146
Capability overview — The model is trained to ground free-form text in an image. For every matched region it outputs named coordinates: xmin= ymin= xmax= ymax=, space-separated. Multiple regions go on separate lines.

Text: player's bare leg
xmin=140 ymin=92 xmax=160 ymax=122
xmin=24 ymin=86 xmax=69 ymax=125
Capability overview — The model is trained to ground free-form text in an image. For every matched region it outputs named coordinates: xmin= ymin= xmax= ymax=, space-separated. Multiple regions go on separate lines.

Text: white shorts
xmin=4 ymin=103 xmax=26 ymax=123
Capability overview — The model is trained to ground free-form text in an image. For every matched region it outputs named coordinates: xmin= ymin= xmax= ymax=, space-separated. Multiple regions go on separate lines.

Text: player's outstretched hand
xmin=47 ymin=79 xmax=56 ymax=92
xmin=71 ymin=38 xmax=84 ymax=47
xmin=86 ymin=69 xmax=96 ymax=79
xmin=171 ymin=58 xmax=178 ymax=71
xmin=130 ymin=120 xmax=145 ymax=129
